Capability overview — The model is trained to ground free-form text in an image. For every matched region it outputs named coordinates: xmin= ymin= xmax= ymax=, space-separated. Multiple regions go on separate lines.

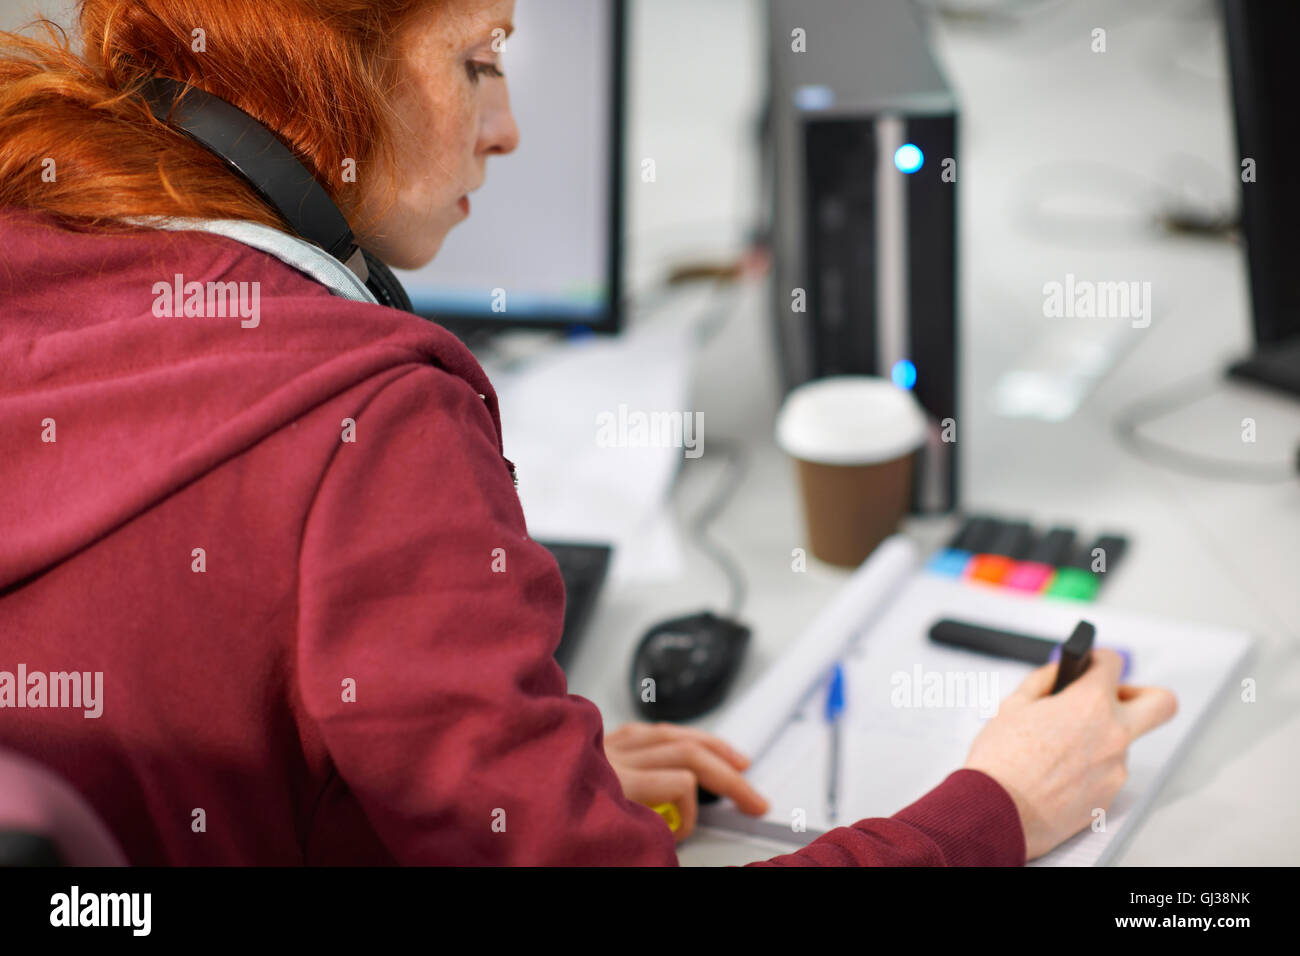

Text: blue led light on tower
xmin=794 ymin=85 xmax=836 ymax=111
xmin=892 ymin=359 xmax=918 ymax=390
xmin=894 ymin=143 xmax=924 ymax=174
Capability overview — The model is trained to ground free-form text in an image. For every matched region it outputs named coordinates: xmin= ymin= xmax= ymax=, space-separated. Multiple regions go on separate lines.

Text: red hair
xmin=0 ymin=1 xmax=435 ymax=240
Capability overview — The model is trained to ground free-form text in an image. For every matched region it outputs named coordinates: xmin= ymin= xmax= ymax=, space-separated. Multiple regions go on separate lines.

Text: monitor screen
xmin=392 ymin=0 xmax=624 ymax=334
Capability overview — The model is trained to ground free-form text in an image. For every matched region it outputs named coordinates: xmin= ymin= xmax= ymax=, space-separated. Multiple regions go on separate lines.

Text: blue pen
xmin=825 ymin=663 xmax=845 ymax=823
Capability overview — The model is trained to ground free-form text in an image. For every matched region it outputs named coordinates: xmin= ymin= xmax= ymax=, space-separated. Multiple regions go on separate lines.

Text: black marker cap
xmin=949 ymin=515 xmax=1000 ymax=552
xmin=1026 ymin=526 xmax=1077 ymax=566
xmin=987 ymin=520 xmax=1034 ymax=559
xmin=1089 ymin=535 xmax=1128 ymax=574
xmin=1050 ymin=620 xmax=1096 ymax=694
xmin=1067 ymin=534 xmax=1129 ymax=574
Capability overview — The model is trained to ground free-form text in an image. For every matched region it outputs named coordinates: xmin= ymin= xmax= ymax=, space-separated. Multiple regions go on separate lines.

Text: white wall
xmin=0 ymin=0 xmax=76 ymax=33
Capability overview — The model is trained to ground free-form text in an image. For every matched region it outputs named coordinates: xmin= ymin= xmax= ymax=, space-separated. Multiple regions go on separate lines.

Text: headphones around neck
xmin=137 ymin=75 xmax=415 ymax=313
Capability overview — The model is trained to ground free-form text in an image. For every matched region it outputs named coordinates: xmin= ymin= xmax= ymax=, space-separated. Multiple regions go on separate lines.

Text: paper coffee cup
xmin=776 ymin=377 xmax=928 ymax=567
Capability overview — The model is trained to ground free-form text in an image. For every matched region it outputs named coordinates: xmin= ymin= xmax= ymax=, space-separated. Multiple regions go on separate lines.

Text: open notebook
xmin=698 ymin=536 xmax=1254 ymax=865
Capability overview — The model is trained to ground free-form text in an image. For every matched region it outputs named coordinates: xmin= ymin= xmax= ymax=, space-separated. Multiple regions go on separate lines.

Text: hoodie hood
xmin=0 ymin=205 xmax=500 ymax=590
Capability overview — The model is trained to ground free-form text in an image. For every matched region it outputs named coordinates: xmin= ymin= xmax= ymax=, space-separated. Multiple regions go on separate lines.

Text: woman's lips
xmin=458 ymin=196 xmax=470 ymax=216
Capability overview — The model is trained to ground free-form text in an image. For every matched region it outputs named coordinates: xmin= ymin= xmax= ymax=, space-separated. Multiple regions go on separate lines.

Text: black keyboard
xmin=537 ymin=540 xmax=613 ymax=668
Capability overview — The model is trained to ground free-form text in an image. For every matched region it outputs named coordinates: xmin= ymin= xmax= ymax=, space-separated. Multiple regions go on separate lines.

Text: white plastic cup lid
xmin=775 ymin=376 xmax=928 ymax=466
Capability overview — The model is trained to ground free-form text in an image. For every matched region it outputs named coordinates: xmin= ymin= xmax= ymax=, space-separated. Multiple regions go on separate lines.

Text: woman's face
xmin=357 ymin=0 xmax=520 ymax=270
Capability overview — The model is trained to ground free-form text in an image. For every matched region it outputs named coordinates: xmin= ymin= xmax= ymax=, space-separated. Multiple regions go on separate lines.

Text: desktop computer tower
xmin=765 ymin=0 xmax=959 ymax=513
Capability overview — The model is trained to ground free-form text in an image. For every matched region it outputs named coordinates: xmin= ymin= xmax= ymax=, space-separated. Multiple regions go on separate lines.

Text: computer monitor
xmin=1223 ymin=0 xmax=1300 ymax=396
xmin=392 ymin=0 xmax=626 ymax=336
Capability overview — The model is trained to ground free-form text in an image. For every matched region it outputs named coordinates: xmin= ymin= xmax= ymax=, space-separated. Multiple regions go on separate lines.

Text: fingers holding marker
xmin=1116 ymin=684 xmax=1179 ymax=740
xmin=1007 ymin=661 xmax=1060 ymax=706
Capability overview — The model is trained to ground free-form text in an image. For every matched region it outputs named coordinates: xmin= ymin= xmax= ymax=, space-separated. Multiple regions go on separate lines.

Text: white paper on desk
xmin=492 ymin=319 xmax=694 ymax=583
xmin=711 ymin=535 xmax=922 ymax=758
xmin=701 ymin=552 xmax=1254 ymax=866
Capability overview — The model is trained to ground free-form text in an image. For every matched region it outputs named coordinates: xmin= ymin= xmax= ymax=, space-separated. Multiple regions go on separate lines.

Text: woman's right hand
xmin=963 ymin=648 xmax=1178 ymax=860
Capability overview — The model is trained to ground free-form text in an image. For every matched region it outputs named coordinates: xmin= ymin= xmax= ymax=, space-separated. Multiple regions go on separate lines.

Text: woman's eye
xmin=466 ymin=61 xmax=505 ymax=83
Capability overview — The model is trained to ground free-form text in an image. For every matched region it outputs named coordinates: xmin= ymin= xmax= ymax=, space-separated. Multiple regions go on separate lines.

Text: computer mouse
xmin=629 ymin=611 xmax=751 ymax=721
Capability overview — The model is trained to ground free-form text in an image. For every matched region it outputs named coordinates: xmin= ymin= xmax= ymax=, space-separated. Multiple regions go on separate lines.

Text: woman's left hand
xmin=603 ymin=722 xmax=770 ymax=842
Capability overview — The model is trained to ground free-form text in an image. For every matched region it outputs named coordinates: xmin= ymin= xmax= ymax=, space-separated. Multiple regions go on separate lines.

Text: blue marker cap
xmin=825 ymin=664 xmax=845 ymax=721
xmin=1049 ymin=642 xmax=1132 ymax=681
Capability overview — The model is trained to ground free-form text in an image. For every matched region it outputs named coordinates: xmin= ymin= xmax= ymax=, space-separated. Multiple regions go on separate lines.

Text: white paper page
xmin=491 ymin=318 xmax=695 ymax=583
xmin=702 ymin=571 xmax=1253 ymax=865
xmin=710 ymin=536 xmax=922 ymax=759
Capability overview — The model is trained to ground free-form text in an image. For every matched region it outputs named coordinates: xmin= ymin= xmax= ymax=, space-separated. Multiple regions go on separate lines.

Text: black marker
xmin=929 ymin=617 xmax=1119 ymax=685
xmin=929 ymin=618 xmax=1056 ymax=664
xmin=1049 ymin=620 xmax=1095 ymax=694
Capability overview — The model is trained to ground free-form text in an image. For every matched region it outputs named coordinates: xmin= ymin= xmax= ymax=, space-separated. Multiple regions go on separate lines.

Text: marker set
xmin=925 ymin=516 xmax=1128 ymax=602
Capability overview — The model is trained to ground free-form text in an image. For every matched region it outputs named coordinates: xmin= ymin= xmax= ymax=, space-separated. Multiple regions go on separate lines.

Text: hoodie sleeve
xmin=295 ymin=363 xmax=680 ymax=865
xmin=745 ymin=769 xmax=1026 ymax=866
xmin=295 ymin=362 xmax=1025 ymax=867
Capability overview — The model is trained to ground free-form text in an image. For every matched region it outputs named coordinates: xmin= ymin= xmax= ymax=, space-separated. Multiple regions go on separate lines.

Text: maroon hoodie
xmin=0 ymin=206 xmax=1025 ymax=866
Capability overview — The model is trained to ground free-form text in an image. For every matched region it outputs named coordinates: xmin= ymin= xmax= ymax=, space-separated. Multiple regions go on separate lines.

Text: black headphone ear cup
xmin=362 ymin=250 xmax=415 ymax=313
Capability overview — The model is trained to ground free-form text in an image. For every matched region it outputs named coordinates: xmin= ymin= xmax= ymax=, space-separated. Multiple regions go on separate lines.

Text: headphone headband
xmin=138 ymin=76 xmax=360 ymax=267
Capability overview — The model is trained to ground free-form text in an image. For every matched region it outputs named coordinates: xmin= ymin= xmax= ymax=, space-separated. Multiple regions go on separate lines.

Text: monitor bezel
xmin=1223 ymin=0 xmax=1300 ymax=349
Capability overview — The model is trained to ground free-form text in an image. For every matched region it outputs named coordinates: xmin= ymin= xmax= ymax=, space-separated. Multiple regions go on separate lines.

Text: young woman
xmin=0 ymin=0 xmax=1175 ymax=865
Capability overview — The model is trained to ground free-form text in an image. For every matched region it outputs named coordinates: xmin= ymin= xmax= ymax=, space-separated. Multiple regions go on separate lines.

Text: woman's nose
xmin=481 ymin=81 xmax=520 ymax=158
xmin=488 ymin=107 xmax=520 ymax=157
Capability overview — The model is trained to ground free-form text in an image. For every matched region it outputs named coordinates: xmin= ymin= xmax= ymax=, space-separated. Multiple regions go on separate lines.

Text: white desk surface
xmin=549 ymin=0 xmax=1300 ymax=866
